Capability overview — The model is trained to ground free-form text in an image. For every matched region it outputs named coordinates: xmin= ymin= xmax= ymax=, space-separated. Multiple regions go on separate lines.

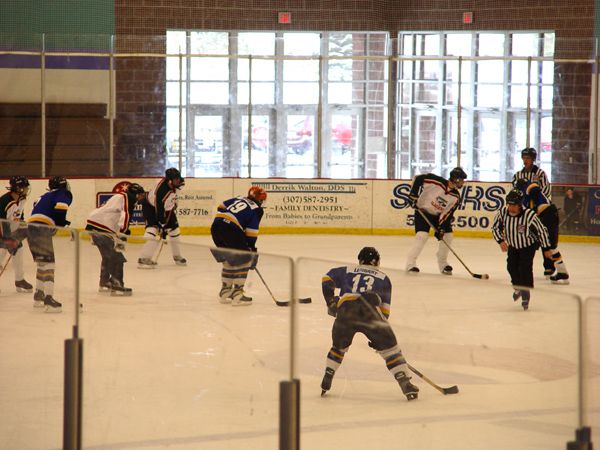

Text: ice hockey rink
xmin=0 ymin=232 xmax=598 ymax=450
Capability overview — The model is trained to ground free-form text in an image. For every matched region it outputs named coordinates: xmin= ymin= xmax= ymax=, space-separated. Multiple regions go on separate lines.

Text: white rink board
xmin=0 ymin=178 xmax=552 ymax=235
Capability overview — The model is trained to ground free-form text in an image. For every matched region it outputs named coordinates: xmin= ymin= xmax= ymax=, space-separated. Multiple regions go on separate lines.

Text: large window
xmin=166 ymin=31 xmax=389 ymax=178
xmin=398 ymin=31 xmax=555 ymax=181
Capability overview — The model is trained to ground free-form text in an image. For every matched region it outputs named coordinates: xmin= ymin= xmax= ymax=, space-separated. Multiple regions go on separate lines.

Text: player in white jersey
xmin=405 ymin=167 xmax=467 ymax=274
xmin=138 ymin=168 xmax=186 ymax=268
xmin=0 ymin=176 xmax=33 ymax=293
xmin=86 ymin=183 xmax=146 ymax=295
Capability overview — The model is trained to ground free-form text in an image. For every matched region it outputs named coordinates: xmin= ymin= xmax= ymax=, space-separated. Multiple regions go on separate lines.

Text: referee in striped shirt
xmin=492 ymin=189 xmax=553 ymax=310
xmin=512 ymin=147 xmax=551 ymax=199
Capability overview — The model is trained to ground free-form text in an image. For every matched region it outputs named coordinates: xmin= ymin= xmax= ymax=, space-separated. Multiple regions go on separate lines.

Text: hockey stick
xmin=151 ymin=235 xmax=166 ymax=264
xmin=407 ymin=363 xmax=459 ymax=395
xmin=0 ymin=254 xmax=12 ymax=279
xmin=254 ymin=267 xmax=312 ymax=306
xmin=415 ymin=208 xmax=489 ymax=280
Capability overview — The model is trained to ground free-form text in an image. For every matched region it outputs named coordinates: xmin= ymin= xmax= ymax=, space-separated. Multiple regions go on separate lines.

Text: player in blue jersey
xmin=319 ymin=247 xmax=419 ymax=401
xmin=515 ymin=178 xmax=569 ymax=283
xmin=26 ymin=176 xmax=73 ymax=312
xmin=210 ymin=186 xmax=267 ymax=306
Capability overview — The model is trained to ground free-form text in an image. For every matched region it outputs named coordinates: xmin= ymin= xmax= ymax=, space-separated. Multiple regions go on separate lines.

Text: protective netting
xmin=1 ymin=32 xmax=599 ymax=181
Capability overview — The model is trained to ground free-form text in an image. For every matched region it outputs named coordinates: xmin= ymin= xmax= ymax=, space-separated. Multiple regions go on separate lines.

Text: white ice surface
xmin=0 ymin=234 xmax=598 ymax=450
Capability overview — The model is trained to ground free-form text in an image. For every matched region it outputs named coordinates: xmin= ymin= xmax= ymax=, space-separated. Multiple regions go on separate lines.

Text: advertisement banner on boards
xmin=553 ymin=184 xmax=600 ymax=236
xmin=250 ymin=180 xmax=372 ymax=229
xmin=375 ymin=180 xmax=511 ymax=232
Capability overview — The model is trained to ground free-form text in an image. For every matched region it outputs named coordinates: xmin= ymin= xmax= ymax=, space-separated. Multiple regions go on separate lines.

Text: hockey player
xmin=405 ymin=167 xmax=467 ymax=274
xmin=515 ymin=178 xmax=569 ymax=283
xmin=26 ymin=176 xmax=73 ymax=312
xmin=492 ymin=189 xmax=553 ymax=311
xmin=138 ymin=168 xmax=186 ymax=268
xmin=86 ymin=183 xmax=146 ymax=296
xmin=0 ymin=176 xmax=34 ymax=293
xmin=512 ymin=147 xmax=551 ymax=199
xmin=210 ymin=186 xmax=267 ymax=306
xmin=319 ymin=247 xmax=418 ymax=401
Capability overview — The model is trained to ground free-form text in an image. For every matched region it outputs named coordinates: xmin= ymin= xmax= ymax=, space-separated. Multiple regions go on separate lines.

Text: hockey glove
xmin=114 ymin=236 xmax=127 ymax=252
xmin=408 ymin=195 xmax=418 ymax=208
xmin=327 ymin=296 xmax=339 ymax=317
xmin=434 ymin=228 xmax=445 ymax=241
xmin=250 ymin=252 xmax=259 ymax=270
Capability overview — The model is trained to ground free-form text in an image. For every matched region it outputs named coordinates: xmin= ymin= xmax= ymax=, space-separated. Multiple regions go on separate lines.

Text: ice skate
xmin=43 ymin=295 xmax=62 ymax=313
xmin=33 ymin=289 xmax=45 ymax=308
xmin=543 ymin=269 xmax=554 ymax=279
xmin=98 ymin=280 xmax=113 ymax=292
xmin=512 ymin=289 xmax=522 ymax=302
xmin=320 ymin=367 xmax=335 ymax=396
xmin=520 ymin=292 xmax=530 ymax=311
xmin=219 ymin=283 xmax=233 ymax=304
xmin=15 ymin=279 xmax=33 ymax=293
xmin=441 ymin=265 xmax=453 ymax=275
xmin=173 ymin=256 xmax=187 ymax=266
xmin=407 ymin=266 xmax=420 ymax=273
xmin=110 ymin=280 xmax=133 ymax=296
xmin=395 ymin=371 xmax=418 ymax=401
xmin=231 ymin=286 xmax=252 ymax=306
xmin=138 ymin=258 xmax=157 ymax=269
xmin=549 ymin=272 xmax=570 ymax=285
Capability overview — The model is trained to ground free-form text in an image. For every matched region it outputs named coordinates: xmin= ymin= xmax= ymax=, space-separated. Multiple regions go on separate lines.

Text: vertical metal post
xmin=317 ymin=55 xmax=324 ymax=178
xmin=386 ymin=53 xmax=394 ymax=179
xmin=279 ymin=258 xmax=299 ymax=450
xmin=178 ymin=48 xmax=183 ymax=173
xmin=248 ymin=55 xmax=253 ymax=178
xmin=526 ymin=56 xmax=532 ymax=148
xmin=109 ymin=35 xmax=115 ymax=177
xmin=41 ymin=33 xmax=46 ymax=177
xmin=63 ymin=230 xmax=82 ymax=450
xmin=457 ymin=56 xmax=463 ymax=167
xmin=588 ymin=38 xmax=600 ymax=184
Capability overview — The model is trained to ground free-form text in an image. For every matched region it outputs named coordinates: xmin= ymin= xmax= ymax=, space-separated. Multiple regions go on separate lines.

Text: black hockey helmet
xmin=8 ymin=176 xmax=30 ymax=193
xmin=521 ymin=147 xmax=537 ymax=160
xmin=126 ymin=183 xmax=145 ymax=196
xmin=449 ymin=167 xmax=468 ymax=182
xmin=506 ymin=189 xmax=524 ymax=206
xmin=48 ymin=175 xmax=69 ymax=190
xmin=165 ymin=167 xmax=184 ymax=181
xmin=358 ymin=247 xmax=380 ymax=266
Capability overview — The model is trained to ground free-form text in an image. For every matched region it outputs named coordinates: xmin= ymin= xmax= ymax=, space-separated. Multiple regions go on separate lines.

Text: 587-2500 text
xmin=406 ymin=214 xmax=490 ymax=229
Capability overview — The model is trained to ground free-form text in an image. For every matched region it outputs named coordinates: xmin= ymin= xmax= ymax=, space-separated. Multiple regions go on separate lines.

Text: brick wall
xmin=115 ymin=0 xmax=595 ymax=181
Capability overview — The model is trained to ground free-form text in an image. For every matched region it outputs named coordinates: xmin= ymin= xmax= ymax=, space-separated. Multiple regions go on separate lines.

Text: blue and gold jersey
xmin=322 ymin=265 xmax=392 ymax=318
xmin=28 ymin=189 xmax=72 ymax=227
xmin=517 ymin=181 xmax=551 ymax=216
xmin=213 ymin=196 xmax=264 ymax=248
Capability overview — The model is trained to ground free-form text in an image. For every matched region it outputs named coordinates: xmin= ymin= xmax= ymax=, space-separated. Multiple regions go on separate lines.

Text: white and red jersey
xmin=86 ymin=192 xmax=131 ymax=235
xmin=409 ymin=173 xmax=462 ymax=226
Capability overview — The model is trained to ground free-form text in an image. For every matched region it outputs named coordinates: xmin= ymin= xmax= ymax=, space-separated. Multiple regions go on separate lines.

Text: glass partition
xmin=585 ymin=297 xmax=600 ymax=442
xmin=0 ymin=220 xmax=78 ymax=449
xmin=76 ymin=234 xmax=294 ymax=448
xmin=295 ymin=256 xmax=581 ymax=449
